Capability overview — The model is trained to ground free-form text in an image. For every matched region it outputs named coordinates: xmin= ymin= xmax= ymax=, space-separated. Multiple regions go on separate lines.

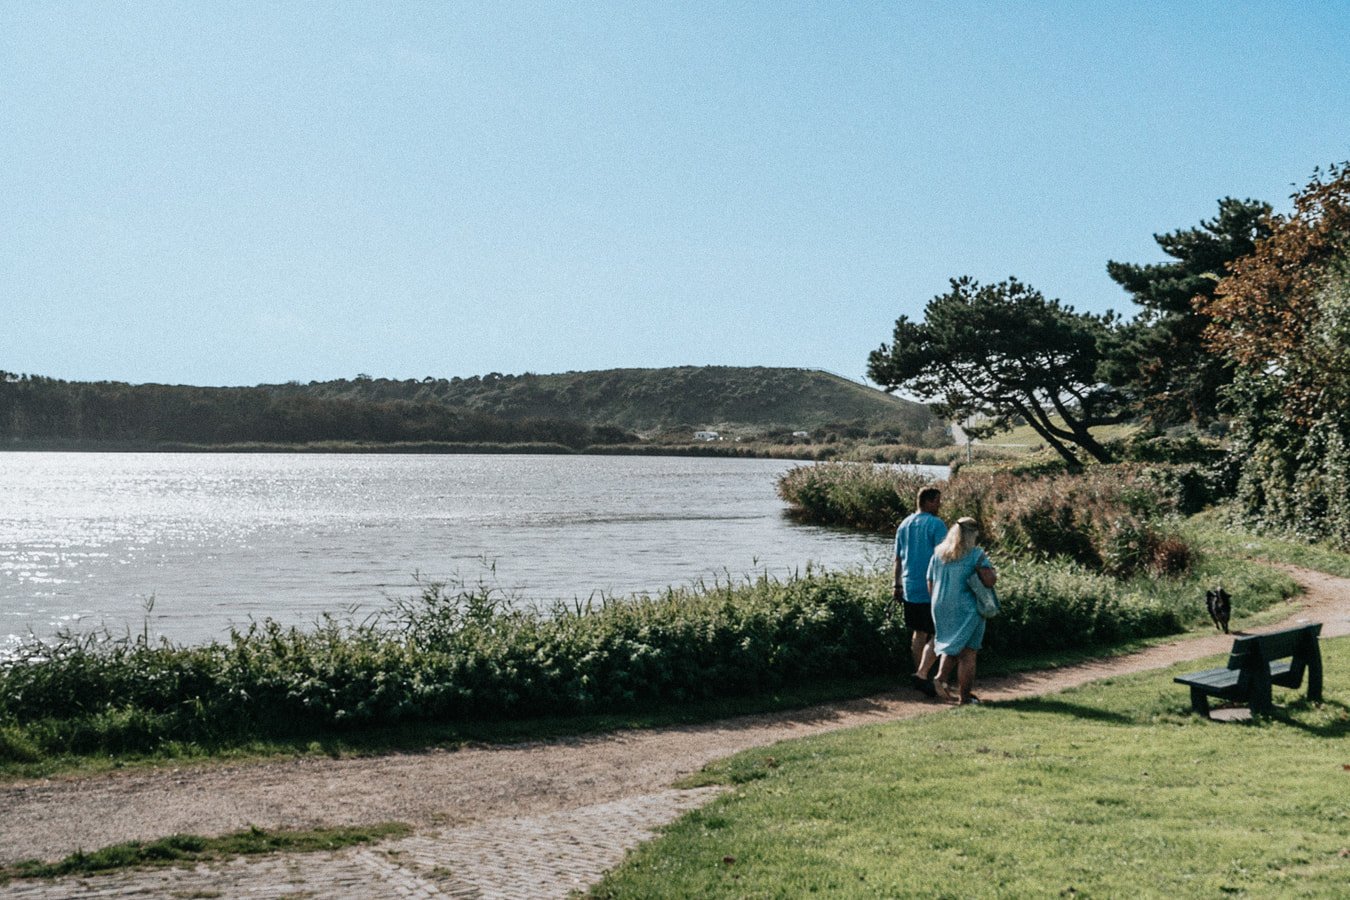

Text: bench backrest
xmin=1227 ymin=623 xmax=1323 ymax=670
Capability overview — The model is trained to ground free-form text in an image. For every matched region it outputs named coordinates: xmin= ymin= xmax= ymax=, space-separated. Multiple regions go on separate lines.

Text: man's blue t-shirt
xmin=894 ymin=511 xmax=947 ymax=604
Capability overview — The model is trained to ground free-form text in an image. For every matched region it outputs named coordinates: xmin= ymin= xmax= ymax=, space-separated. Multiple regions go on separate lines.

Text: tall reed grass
xmin=941 ymin=464 xmax=1204 ymax=578
xmin=781 ymin=461 xmax=1211 ymax=580
xmin=776 ymin=462 xmax=939 ymax=531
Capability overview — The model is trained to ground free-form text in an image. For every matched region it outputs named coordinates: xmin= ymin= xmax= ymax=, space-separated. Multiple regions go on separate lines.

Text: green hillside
xmin=263 ymin=366 xmax=936 ymax=437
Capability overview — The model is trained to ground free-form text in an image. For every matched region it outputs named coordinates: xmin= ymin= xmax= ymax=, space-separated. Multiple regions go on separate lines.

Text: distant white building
xmin=792 ymin=431 xmax=809 ymax=438
xmin=694 ymin=431 xmax=720 ymax=441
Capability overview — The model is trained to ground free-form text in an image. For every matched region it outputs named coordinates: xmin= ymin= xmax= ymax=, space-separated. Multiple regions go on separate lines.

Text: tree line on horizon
xmin=0 ymin=377 xmax=637 ymax=449
xmin=0 ymin=366 xmax=938 ymax=450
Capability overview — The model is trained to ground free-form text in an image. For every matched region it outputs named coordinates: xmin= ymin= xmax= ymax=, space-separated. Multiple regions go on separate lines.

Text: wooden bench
xmin=1174 ymin=623 xmax=1323 ymax=718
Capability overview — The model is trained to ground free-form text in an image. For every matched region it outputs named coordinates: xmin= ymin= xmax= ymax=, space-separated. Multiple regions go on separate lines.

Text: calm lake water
xmin=2 ymin=453 xmax=942 ymax=652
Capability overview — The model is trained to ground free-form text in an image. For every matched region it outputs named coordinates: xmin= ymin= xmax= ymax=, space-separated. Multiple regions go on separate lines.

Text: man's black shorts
xmin=902 ymin=600 xmax=935 ymax=636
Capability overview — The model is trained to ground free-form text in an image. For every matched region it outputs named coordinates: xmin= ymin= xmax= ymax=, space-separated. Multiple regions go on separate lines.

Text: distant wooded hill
xmin=1 ymin=366 xmax=937 ymax=449
xmin=262 ymin=367 xmax=935 ymax=436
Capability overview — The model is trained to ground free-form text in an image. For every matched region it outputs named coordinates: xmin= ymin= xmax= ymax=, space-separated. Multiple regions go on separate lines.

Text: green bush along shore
xmin=776 ymin=463 xmax=938 ymax=531
xmin=0 ymin=568 xmax=894 ymax=765
xmin=0 ymin=542 xmax=1294 ymax=771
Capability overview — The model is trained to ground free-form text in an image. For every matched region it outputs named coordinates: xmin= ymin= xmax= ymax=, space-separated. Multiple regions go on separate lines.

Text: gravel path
xmin=2 ymin=565 xmax=1347 ymax=899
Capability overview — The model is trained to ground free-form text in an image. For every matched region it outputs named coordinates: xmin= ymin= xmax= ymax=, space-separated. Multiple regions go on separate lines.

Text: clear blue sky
xmin=4 ymin=2 xmax=1348 ymax=388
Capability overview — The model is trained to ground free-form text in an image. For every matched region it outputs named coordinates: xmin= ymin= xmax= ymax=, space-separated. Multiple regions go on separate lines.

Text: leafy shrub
xmin=848 ymin=464 xmax=1199 ymax=581
xmin=981 ymin=561 xmax=1182 ymax=656
xmin=0 ymin=724 xmax=42 ymax=762
xmin=776 ymin=462 xmax=938 ymax=531
xmin=0 ymin=567 xmax=906 ymax=750
xmin=1145 ymin=536 xmax=1193 ymax=578
xmin=1227 ymin=409 xmax=1350 ymax=551
xmin=1134 ymin=462 xmax=1234 ymax=516
xmin=1108 ymin=433 xmax=1226 ymax=465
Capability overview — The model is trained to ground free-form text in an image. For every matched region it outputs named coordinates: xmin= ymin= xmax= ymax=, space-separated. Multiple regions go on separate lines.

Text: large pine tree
xmin=1104 ymin=197 xmax=1272 ymax=426
xmin=868 ymin=276 xmax=1128 ymax=469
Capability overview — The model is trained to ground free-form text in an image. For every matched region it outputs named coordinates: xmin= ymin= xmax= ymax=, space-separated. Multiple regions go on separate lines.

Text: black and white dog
xmin=1205 ymin=587 xmax=1232 ymax=634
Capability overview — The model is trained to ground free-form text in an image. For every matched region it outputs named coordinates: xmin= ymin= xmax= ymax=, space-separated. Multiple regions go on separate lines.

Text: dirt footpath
xmin=1 ymin=565 xmax=1347 ymax=898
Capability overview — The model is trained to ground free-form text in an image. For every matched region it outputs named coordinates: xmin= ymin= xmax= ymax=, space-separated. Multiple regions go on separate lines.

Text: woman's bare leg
xmin=956 ymin=647 xmax=978 ymax=703
xmin=933 ymin=654 xmax=957 ymax=701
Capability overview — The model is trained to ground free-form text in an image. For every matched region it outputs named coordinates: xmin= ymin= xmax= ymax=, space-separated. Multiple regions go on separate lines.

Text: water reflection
xmin=1 ymin=454 xmax=941 ymax=650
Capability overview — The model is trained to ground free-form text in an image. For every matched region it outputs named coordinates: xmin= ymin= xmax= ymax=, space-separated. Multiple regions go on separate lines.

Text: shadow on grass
xmin=1270 ymin=698 xmax=1350 ymax=737
xmin=996 ymin=695 xmax=1141 ymax=724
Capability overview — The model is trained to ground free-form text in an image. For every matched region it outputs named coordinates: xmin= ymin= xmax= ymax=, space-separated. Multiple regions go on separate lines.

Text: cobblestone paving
xmin=0 ymin=787 xmax=723 ymax=900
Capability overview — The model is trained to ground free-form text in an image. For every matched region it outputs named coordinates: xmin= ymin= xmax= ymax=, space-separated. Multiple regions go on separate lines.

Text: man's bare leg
xmin=911 ymin=631 xmax=936 ymax=679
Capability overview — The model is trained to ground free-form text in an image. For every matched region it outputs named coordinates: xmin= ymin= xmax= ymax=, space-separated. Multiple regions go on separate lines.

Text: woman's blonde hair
xmin=935 ymin=517 xmax=981 ymax=563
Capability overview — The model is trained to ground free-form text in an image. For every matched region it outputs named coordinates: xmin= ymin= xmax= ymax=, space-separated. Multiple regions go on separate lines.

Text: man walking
xmin=893 ymin=486 xmax=945 ymax=696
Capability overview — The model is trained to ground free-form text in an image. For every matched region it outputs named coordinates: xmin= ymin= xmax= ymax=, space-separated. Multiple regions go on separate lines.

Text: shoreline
xmin=0 ymin=439 xmax=955 ymax=464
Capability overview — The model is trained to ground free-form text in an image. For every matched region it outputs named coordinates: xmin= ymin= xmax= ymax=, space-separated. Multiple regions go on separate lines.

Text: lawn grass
xmin=967 ymin=418 xmax=1141 ymax=453
xmin=1184 ymin=508 xmax=1350 ymax=579
xmin=588 ymin=637 xmax=1350 ymax=900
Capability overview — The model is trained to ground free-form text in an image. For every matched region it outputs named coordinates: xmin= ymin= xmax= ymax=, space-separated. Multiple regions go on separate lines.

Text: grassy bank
xmin=589 ymin=636 xmax=1350 ymax=899
xmin=0 ymin=567 xmax=900 ymax=777
xmin=0 ymin=537 xmax=1301 ymax=779
xmin=1183 ymin=507 xmax=1350 ymax=579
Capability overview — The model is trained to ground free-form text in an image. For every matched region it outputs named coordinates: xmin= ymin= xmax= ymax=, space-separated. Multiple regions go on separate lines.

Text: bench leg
xmin=1250 ymin=669 xmax=1274 ymax=716
xmin=1189 ymin=687 xmax=1212 ymax=718
xmin=1307 ymin=647 xmax=1323 ymax=703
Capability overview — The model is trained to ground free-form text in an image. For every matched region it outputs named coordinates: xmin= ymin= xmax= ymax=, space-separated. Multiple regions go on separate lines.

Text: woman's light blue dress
xmin=927 ymin=547 xmax=992 ymax=655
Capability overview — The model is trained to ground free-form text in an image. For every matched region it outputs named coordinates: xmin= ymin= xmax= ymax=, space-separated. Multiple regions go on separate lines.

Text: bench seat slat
xmin=1174 ymin=667 xmax=1239 ymax=690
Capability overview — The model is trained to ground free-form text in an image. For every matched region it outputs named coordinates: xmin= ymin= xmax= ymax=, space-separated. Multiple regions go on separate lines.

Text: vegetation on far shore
xmin=263 ymin=366 xmax=935 ymax=436
xmin=0 ymin=365 xmax=942 ymax=454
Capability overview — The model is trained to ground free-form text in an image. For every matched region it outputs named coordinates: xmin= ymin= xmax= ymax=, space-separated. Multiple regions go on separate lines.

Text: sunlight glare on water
xmin=1 ymin=453 xmax=944 ymax=651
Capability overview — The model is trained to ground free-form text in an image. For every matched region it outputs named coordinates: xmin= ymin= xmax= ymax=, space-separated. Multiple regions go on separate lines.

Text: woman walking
xmin=927 ymin=517 xmax=997 ymax=705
